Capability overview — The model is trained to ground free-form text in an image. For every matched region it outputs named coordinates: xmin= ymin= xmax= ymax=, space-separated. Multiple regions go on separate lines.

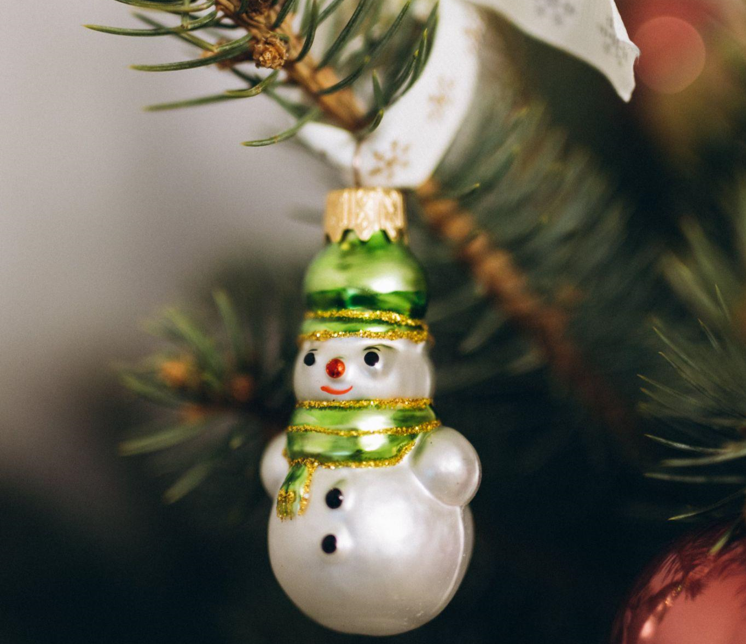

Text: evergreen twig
xmin=416 ymin=179 xmax=640 ymax=450
xmin=213 ymin=0 xmax=366 ymax=130
xmin=407 ymin=72 xmax=664 ymax=453
xmin=643 ymin=181 xmax=746 ymax=521
xmin=119 ymin=286 xmax=299 ymax=513
xmin=92 ymin=0 xmax=437 ymax=135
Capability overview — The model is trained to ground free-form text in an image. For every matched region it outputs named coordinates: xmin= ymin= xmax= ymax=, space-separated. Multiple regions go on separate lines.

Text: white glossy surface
xmin=411 ymin=427 xmax=481 ymax=507
xmin=264 ymin=336 xmax=481 ymax=635
xmin=293 ymin=337 xmax=434 ymax=402
xmin=260 ymin=432 xmax=287 ymax=498
xmin=267 ymin=454 xmax=474 ymax=636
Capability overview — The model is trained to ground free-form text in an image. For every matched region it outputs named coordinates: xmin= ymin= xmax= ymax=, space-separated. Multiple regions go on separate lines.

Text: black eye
xmin=303 ymin=353 xmax=316 ymax=366
xmin=364 ymin=351 xmax=380 ymax=367
xmin=321 ymin=534 xmax=337 ymax=554
xmin=325 ymin=488 xmax=343 ymax=509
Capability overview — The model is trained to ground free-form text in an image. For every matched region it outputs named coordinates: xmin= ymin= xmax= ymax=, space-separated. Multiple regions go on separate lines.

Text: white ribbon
xmin=471 ymin=0 xmax=639 ymax=101
xmin=298 ymin=0 xmax=638 ymax=189
xmin=300 ymin=0 xmax=483 ymax=188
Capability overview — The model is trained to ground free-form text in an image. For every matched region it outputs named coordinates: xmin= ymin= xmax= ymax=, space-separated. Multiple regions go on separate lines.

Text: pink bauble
xmin=611 ymin=523 xmax=746 ymax=644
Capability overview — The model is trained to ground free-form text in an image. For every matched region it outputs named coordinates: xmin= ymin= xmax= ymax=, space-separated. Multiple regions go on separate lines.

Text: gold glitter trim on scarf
xmin=291 ymin=442 xmax=419 ymax=472
xmin=298 ymin=329 xmax=429 ymax=343
xmin=276 ymin=489 xmax=295 ymax=514
xmin=276 ymin=456 xmax=319 ymax=518
xmin=298 ymin=459 xmax=317 ymax=515
xmin=295 ymin=398 xmax=433 ymax=410
xmin=287 ymin=419 xmax=441 ymax=438
xmin=305 ymin=309 xmax=426 ymax=329
xmin=280 ymin=441 xmax=420 ymax=519
xmin=321 ymin=440 xmax=418 ymax=469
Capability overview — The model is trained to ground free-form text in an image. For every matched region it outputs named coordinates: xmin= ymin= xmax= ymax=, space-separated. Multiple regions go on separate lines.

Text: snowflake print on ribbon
xmin=463 ymin=20 xmax=485 ymax=55
xmin=367 ymin=141 xmax=411 ymax=183
xmin=598 ymin=17 xmax=630 ymax=66
xmin=428 ymin=77 xmax=456 ymax=122
xmin=534 ymin=0 xmax=577 ymax=26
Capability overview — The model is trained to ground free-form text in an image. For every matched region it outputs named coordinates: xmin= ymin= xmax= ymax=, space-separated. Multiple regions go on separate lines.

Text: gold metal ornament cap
xmin=324 ymin=188 xmax=406 ymax=243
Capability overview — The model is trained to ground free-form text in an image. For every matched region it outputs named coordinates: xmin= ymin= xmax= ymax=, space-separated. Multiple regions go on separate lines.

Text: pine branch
xmin=119 ymin=282 xmax=300 ymax=518
xmin=416 ymin=178 xmax=640 ymax=451
xmin=661 ymin=182 xmax=746 ymax=337
xmin=213 ymin=0 xmax=366 ymax=130
xmin=397 ymin=43 xmax=675 ymax=454
xmin=91 ymin=0 xmax=436 ymax=138
xmin=642 ymin=316 xmax=746 ymax=521
xmin=640 ymin=179 xmax=746 ymax=521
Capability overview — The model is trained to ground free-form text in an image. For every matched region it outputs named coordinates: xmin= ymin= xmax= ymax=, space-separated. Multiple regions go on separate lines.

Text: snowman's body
xmin=261 ymin=336 xmax=481 ymax=636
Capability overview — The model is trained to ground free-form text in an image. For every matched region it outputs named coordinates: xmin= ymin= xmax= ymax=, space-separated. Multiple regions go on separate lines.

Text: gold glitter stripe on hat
xmin=287 ymin=420 xmax=441 ymax=438
xmin=298 ymin=329 xmax=429 ymax=343
xmin=295 ymin=398 xmax=433 ymax=410
xmin=305 ymin=309 xmax=427 ymax=329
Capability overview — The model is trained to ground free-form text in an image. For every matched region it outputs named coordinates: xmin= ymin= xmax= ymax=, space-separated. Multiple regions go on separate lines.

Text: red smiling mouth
xmin=321 ymin=385 xmax=353 ymax=395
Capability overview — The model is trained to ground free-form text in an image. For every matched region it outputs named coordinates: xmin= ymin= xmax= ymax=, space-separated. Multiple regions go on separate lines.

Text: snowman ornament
xmin=260 ymin=188 xmax=481 ymax=636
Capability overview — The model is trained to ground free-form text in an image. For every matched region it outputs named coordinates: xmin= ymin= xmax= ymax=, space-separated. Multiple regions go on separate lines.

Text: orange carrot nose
xmin=326 ymin=358 xmax=345 ymax=379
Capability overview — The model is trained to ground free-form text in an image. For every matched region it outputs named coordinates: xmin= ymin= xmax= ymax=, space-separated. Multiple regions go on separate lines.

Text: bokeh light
xmin=635 ymin=16 xmax=707 ymax=94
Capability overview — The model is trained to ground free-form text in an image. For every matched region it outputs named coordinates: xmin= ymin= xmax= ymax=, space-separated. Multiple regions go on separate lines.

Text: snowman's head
xmin=293 ymin=337 xmax=434 ymax=401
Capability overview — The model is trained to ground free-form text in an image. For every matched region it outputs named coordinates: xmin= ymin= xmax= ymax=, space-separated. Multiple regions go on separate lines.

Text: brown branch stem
xmin=417 ymin=179 xmax=641 ymax=456
xmin=214 ymin=0 xmax=367 ymax=131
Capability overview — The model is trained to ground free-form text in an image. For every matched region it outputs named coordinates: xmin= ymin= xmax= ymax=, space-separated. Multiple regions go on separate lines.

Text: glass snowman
xmin=260 ymin=188 xmax=481 ymax=636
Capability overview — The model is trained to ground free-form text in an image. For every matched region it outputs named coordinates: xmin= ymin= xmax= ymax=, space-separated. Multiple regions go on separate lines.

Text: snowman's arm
xmin=260 ymin=432 xmax=288 ymax=498
xmin=410 ymin=427 xmax=481 ymax=507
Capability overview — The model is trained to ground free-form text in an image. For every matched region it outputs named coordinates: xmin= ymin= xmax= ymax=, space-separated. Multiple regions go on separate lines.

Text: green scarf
xmin=277 ymin=399 xmax=440 ymax=520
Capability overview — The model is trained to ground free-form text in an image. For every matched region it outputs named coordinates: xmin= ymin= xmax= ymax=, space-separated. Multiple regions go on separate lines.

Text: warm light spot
xmin=640 ymin=615 xmax=657 ymax=640
xmin=635 ymin=17 xmax=706 ymax=94
xmin=358 ymin=413 xmax=389 ymax=431
xmin=360 ymin=434 xmax=387 ymax=451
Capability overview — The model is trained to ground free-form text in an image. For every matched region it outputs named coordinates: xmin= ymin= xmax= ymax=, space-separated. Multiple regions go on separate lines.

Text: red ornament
xmin=325 ymin=358 xmax=345 ymax=379
xmin=611 ymin=523 xmax=746 ymax=644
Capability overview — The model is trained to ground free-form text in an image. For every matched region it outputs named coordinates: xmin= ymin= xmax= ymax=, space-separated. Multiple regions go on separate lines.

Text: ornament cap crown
xmin=324 ymin=188 xmax=406 ymax=243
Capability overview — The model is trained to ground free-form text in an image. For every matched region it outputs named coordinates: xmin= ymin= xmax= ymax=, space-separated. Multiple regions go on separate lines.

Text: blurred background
xmin=1 ymin=3 xmax=327 ymax=641
xmin=2 ymin=1 xmax=746 ymax=643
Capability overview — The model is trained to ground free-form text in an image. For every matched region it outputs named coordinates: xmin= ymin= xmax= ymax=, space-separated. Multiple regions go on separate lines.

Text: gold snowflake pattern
xmin=428 ymin=77 xmax=456 ymax=121
xmin=463 ymin=23 xmax=485 ymax=56
xmin=368 ymin=141 xmax=411 ymax=183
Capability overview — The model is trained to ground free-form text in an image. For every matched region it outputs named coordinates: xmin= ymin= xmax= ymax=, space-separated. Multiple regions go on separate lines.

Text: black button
xmin=303 ymin=352 xmax=316 ymax=366
xmin=325 ymin=488 xmax=343 ymax=509
xmin=321 ymin=534 xmax=337 ymax=554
